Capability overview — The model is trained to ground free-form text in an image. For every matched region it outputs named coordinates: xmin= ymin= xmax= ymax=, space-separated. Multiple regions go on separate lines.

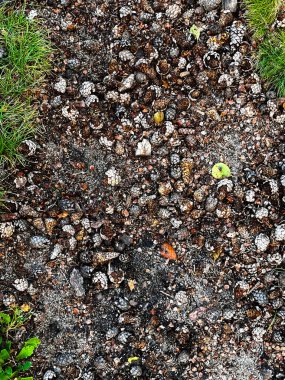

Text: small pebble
xmin=70 ymin=269 xmax=85 ymax=297
xmin=13 ymin=278 xmax=29 ymax=292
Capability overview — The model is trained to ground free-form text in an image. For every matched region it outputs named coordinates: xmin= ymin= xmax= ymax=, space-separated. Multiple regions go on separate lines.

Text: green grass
xmin=0 ymin=100 xmax=36 ymax=165
xmin=0 ymin=4 xmax=52 ymax=98
xmin=244 ymin=0 xmax=282 ymax=38
xmin=0 ymin=4 xmax=51 ymax=166
xmin=257 ymin=31 xmax=285 ymax=97
xmin=0 ymin=189 xmax=5 ymax=208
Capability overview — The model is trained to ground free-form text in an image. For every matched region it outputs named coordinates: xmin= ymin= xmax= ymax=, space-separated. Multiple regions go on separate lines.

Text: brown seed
xmin=153 ymin=98 xmax=170 ymax=111
xmin=140 ymin=0 xmax=154 ymax=13
xmin=108 ymin=59 xmax=119 ymax=73
xmin=268 ymin=289 xmax=281 ymax=300
xmin=181 ymin=159 xmax=194 ymax=185
xmin=144 ymin=89 xmax=155 ymax=104
xmin=158 ymin=182 xmax=173 ymax=196
xmin=246 ymin=309 xmax=262 ymax=319
xmin=176 ymin=97 xmax=190 ymax=111
xmin=144 ymin=42 xmax=155 ymax=57
xmin=92 ymin=251 xmax=120 ymax=267
xmin=140 ymin=63 xmax=157 ymax=79
xmin=157 ymin=59 xmax=170 ymax=75
xmin=219 ymin=11 xmax=234 ymax=27
xmin=189 ymin=89 xmax=201 ymax=100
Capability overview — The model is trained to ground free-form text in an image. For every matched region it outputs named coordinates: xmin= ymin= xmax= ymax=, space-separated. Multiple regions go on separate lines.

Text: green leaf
xmin=4 ymin=367 xmax=12 ymax=376
xmin=0 ymin=373 xmax=8 ymax=380
xmin=0 ymin=337 xmax=2 ymax=346
xmin=17 ymin=361 xmax=32 ymax=372
xmin=0 ymin=314 xmax=10 ymax=325
xmin=18 ymin=378 xmax=33 ymax=380
xmin=211 ymin=163 xmax=231 ymax=179
xmin=16 ymin=346 xmax=35 ymax=361
xmin=190 ymin=24 xmax=201 ymax=41
xmin=16 ymin=337 xmax=40 ymax=361
xmin=0 ymin=350 xmax=9 ymax=362
xmin=23 ymin=338 xmax=40 ymax=348
xmin=5 ymin=342 xmax=11 ymax=352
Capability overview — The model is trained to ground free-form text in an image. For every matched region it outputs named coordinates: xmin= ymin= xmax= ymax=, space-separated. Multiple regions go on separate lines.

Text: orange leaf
xmin=162 ymin=79 xmax=170 ymax=89
xmin=160 ymin=243 xmax=177 ymax=260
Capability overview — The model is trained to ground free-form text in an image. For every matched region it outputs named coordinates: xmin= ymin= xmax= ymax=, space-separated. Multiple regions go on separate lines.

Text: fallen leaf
xmin=128 ymin=279 xmax=136 ymax=291
xmin=160 ymin=243 xmax=177 ymax=260
xmin=162 ymin=79 xmax=170 ymax=89
xmin=20 ymin=304 xmax=30 ymax=312
xmin=128 ymin=357 xmax=139 ymax=363
xmin=81 ymin=182 xmax=88 ymax=191
xmin=76 ymin=229 xmax=85 ymax=241
xmin=57 ymin=211 xmax=69 ymax=218
xmin=153 ymin=111 xmax=164 ymax=125
xmin=212 ymin=247 xmax=223 ymax=261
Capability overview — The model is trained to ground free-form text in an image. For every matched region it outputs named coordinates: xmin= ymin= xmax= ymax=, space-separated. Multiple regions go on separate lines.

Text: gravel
xmin=0 ymin=0 xmax=284 ymax=379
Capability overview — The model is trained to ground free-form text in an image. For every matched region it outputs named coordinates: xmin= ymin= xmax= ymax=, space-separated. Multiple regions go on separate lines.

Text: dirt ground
xmin=0 ymin=0 xmax=285 ymax=379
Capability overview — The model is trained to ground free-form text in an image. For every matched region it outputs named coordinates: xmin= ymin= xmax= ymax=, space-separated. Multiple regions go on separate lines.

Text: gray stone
xmin=223 ymin=0 xmax=237 ymax=12
xmin=70 ymin=268 xmax=85 ymax=297
xmin=55 ymin=353 xmax=75 ymax=367
xmin=30 ymin=236 xmax=50 ymax=249
xmin=130 ymin=366 xmax=142 ymax=377
xmin=43 ymin=370 xmax=56 ymax=380
xmin=199 ymin=0 xmax=221 ymax=11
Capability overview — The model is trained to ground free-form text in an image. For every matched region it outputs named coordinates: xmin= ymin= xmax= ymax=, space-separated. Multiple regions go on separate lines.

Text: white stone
xmin=92 ymin=271 xmax=108 ymax=290
xmin=43 ymin=370 xmax=57 ymax=380
xmin=13 ymin=278 xmax=28 ymax=292
xmin=165 ymin=4 xmax=181 ymax=19
xmin=62 ymin=225 xmax=75 ymax=235
xmin=30 ymin=235 xmax=50 ymax=248
xmin=255 ymin=233 xmax=270 ymax=252
xmin=0 ymin=223 xmax=15 ymax=238
xmin=217 ymin=179 xmax=233 ymax=192
xmin=23 ymin=140 xmax=37 ymax=156
xmin=252 ymin=326 xmax=266 ymax=342
xmin=62 ymin=106 xmax=79 ymax=120
xmin=245 ymin=190 xmax=255 ymax=202
xmin=275 ymin=224 xmax=285 ymax=241
xmin=175 ymin=291 xmax=188 ymax=305
xmin=119 ymin=6 xmax=132 ymax=18
xmin=223 ymin=0 xmax=237 ymax=12
xmin=54 ymin=77 xmax=67 ymax=93
xmin=118 ymin=74 xmax=135 ymax=92
xmin=50 ymin=244 xmax=63 ymax=260
xmin=105 ymin=168 xmax=121 ymax=186
xmin=28 ymin=10 xmax=38 ymax=20
xmin=255 ymin=207 xmax=268 ymax=220
xmin=136 ymin=139 xmax=152 ymax=156
xmin=85 ymin=94 xmax=99 ymax=107
xmin=79 ymin=81 xmax=94 ymax=97
xmin=119 ymin=50 xmax=134 ymax=62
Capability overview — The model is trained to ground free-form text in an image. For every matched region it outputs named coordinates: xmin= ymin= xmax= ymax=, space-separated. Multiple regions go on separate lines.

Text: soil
xmin=0 ymin=0 xmax=285 ymax=379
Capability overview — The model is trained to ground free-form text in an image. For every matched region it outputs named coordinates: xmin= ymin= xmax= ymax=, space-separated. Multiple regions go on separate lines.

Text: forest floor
xmin=0 ymin=0 xmax=285 ymax=379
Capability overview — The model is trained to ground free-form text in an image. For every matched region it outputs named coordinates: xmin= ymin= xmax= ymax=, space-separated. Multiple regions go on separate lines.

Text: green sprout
xmin=190 ymin=24 xmax=201 ymax=42
xmin=0 ymin=307 xmax=40 ymax=380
